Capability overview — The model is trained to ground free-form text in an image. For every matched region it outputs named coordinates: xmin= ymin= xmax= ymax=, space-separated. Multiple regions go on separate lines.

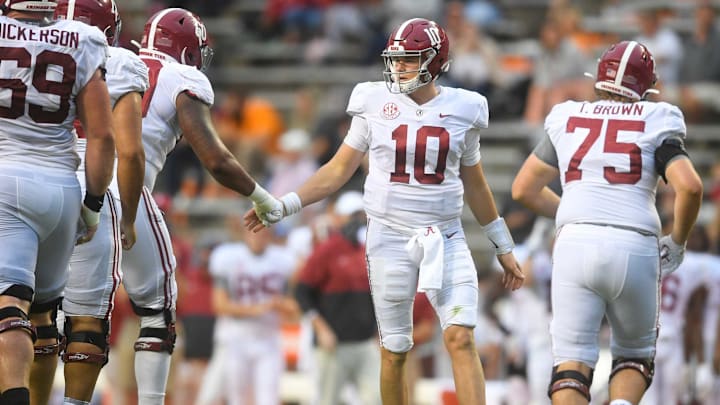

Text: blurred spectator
xmin=212 ymin=89 xmax=285 ymax=176
xmin=263 ymin=0 xmax=326 ymax=43
xmin=523 ymin=19 xmax=593 ymax=129
xmin=294 ymin=191 xmax=381 ymax=405
xmin=443 ymin=1 xmax=503 ymax=95
xmin=268 ymin=128 xmax=321 ymax=224
xmin=633 ymin=7 xmax=683 ymax=87
xmin=197 ymin=222 xmax=299 ymax=405
xmin=671 ymin=1 xmax=720 ymax=123
xmin=310 ymin=112 xmax=366 ymax=191
xmin=174 ymin=238 xmax=219 ymax=405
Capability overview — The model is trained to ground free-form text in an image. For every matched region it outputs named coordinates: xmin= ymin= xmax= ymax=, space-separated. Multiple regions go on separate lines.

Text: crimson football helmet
xmin=140 ymin=8 xmax=213 ymax=71
xmin=1 ymin=0 xmax=56 ymax=13
xmin=382 ymin=18 xmax=450 ymax=94
xmin=594 ymin=40 xmax=658 ymax=101
xmin=54 ymin=0 xmax=120 ymax=46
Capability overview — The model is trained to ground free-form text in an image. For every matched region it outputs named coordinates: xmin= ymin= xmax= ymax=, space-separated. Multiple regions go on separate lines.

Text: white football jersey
xmin=209 ymin=242 xmax=295 ymax=342
xmin=545 ymin=100 xmax=686 ymax=235
xmin=139 ymin=53 xmax=214 ymax=190
xmin=344 ymin=82 xmax=487 ymax=229
xmin=657 ymin=252 xmax=707 ymax=344
xmin=76 ymin=46 xmax=149 ymax=196
xmin=0 ymin=16 xmax=108 ymax=172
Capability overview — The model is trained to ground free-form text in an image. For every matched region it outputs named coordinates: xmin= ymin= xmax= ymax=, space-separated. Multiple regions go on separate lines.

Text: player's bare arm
xmin=461 ymin=163 xmax=524 ymax=290
xmin=176 ymin=92 xmax=257 ymax=196
xmin=244 ymin=143 xmax=365 ymax=232
xmin=511 ymin=154 xmax=561 ymax=218
xmin=211 ymin=286 xmax=272 ymax=318
xmin=665 ymin=157 xmax=703 ymax=244
xmin=77 ymin=69 xmax=115 ymax=198
xmin=113 ymin=91 xmax=145 ymax=249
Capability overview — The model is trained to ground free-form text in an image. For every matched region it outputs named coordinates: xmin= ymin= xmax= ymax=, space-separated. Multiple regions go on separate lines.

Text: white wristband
xmin=482 ymin=217 xmax=515 ymax=255
xmin=280 ymin=192 xmax=302 ymax=217
xmin=248 ymin=183 xmax=273 ymax=205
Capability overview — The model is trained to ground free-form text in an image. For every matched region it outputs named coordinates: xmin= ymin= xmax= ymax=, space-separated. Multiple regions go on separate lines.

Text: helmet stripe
xmin=615 ymin=41 xmax=638 ymax=87
xmin=147 ymin=8 xmax=175 ymax=50
xmin=66 ymin=0 xmax=75 ymax=19
xmin=393 ymin=18 xmax=420 ymax=43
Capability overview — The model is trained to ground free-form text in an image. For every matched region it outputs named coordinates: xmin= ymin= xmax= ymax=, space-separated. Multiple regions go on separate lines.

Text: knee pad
xmin=547 ymin=365 xmax=594 ymax=401
xmin=609 ymin=357 xmax=654 ymax=390
xmin=30 ymin=298 xmax=63 ymax=356
xmin=2 ymin=284 xmax=34 ymax=301
xmin=381 ymin=333 xmax=413 ymax=353
xmin=134 ymin=307 xmax=176 ymax=354
xmin=61 ymin=316 xmax=110 ymax=366
xmin=0 ymin=306 xmax=36 ymax=342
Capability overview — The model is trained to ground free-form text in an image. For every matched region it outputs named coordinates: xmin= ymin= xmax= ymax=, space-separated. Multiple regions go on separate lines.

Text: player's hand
xmin=253 ymin=196 xmax=284 ymax=226
xmin=497 ymin=252 xmax=525 ymax=291
xmin=659 ymin=234 xmax=685 ymax=277
xmin=244 ymin=208 xmax=269 ymax=233
xmin=76 ymin=204 xmax=100 ymax=245
xmin=271 ymin=296 xmax=301 ymax=321
xmin=315 ymin=323 xmax=337 ymax=352
xmin=119 ymin=217 xmax=136 ymax=250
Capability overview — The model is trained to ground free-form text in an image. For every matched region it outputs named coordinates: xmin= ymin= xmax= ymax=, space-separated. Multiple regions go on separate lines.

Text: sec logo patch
xmin=382 ymin=102 xmax=400 ymax=120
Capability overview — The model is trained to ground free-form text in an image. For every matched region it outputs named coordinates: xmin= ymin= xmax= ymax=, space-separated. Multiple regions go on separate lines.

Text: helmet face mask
xmin=594 ymin=40 xmax=658 ymax=101
xmin=140 ymin=8 xmax=213 ymax=71
xmin=382 ymin=18 xmax=450 ymax=94
xmin=54 ymin=0 xmax=121 ymax=46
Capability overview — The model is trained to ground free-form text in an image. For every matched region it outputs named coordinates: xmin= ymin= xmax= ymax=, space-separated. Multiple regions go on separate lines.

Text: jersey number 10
xmin=390 ymin=124 xmax=449 ymax=184
xmin=565 ymin=117 xmax=645 ymax=185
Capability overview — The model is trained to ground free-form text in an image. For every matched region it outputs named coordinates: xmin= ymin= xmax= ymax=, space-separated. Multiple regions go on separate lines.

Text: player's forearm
xmin=296 ymin=160 xmax=354 ymax=208
xmin=671 ymin=191 xmax=702 ymax=244
xmin=465 ymin=180 xmax=501 ymax=225
xmin=116 ymin=156 xmax=144 ymax=224
xmin=520 ymin=187 xmax=560 ymax=219
xmin=113 ymin=92 xmax=145 ymax=224
xmin=84 ymin=136 xmax=115 ymax=197
xmin=205 ymin=153 xmax=257 ymax=196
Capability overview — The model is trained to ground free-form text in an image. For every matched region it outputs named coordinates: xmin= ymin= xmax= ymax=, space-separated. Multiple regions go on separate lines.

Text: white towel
xmin=405 ymin=226 xmax=444 ymax=293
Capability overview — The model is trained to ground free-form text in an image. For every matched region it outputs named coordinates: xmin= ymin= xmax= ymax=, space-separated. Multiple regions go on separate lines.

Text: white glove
xmin=659 ymin=234 xmax=685 ymax=277
xmin=76 ymin=204 xmax=100 ymax=245
xmin=696 ymin=362 xmax=714 ymax=401
xmin=249 ymin=184 xmax=284 ymax=227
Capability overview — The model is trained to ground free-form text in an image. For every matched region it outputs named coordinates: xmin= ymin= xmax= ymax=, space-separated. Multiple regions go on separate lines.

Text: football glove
xmin=659 ymin=234 xmax=685 ymax=277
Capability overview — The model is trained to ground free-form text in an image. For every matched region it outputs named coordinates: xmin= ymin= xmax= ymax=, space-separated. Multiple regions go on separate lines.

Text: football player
xmin=246 ymin=17 xmax=525 ymax=405
xmin=512 ymin=40 xmax=703 ymax=405
xmin=0 ymin=0 xmax=115 ymax=403
xmin=29 ymin=1 xmax=148 ymax=404
xmin=121 ymin=8 xmax=282 ymax=404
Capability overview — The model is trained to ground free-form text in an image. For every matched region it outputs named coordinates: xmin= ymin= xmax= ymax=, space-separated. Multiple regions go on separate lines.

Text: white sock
xmin=609 ymin=400 xmax=633 ymax=405
xmin=135 ymin=314 xmax=172 ymax=405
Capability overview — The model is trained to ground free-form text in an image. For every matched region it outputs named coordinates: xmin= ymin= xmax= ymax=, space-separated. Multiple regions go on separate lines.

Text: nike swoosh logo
xmin=439 ymin=113 xmax=451 ymax=118
xmin=445 ymin=231 xmax=457 ymax=239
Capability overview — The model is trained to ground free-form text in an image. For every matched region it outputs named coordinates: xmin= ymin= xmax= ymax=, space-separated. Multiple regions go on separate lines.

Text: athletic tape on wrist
xmin=280 ymin=192 xmax=302 ymax=216
xmin=482 ymin=217 xmax=515 ymax=255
